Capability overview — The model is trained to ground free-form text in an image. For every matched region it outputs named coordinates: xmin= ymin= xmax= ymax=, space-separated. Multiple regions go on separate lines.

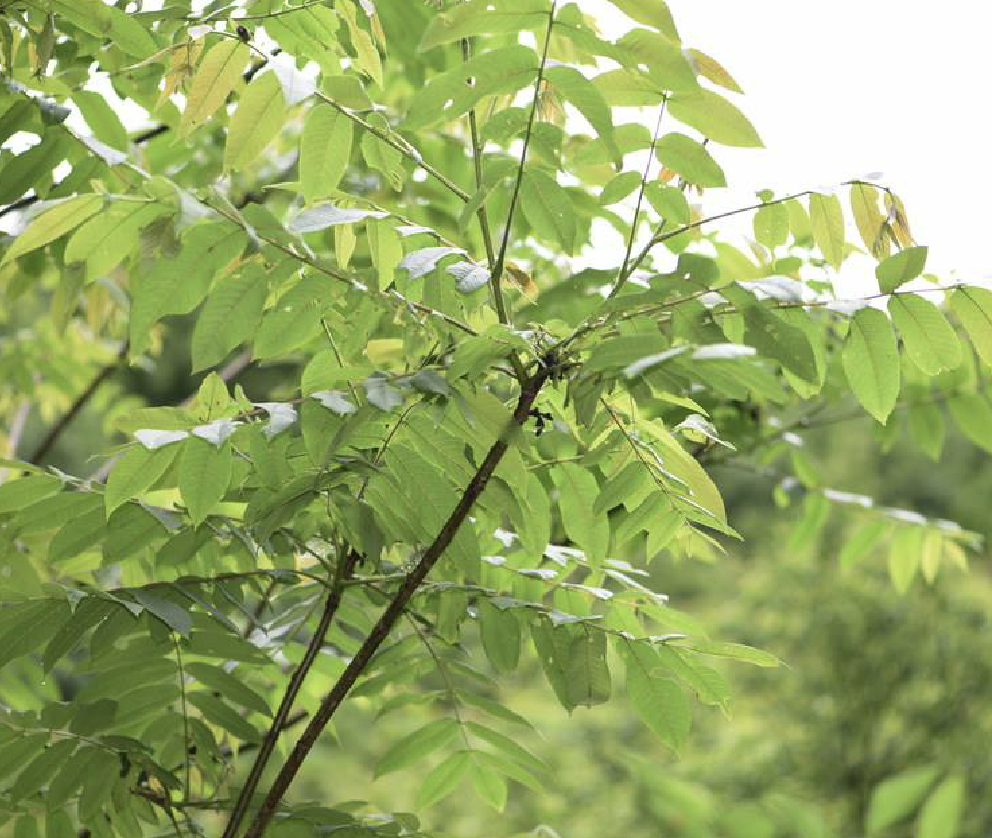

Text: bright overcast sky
xmin=588 ymin=0 xmax=991 ymax=281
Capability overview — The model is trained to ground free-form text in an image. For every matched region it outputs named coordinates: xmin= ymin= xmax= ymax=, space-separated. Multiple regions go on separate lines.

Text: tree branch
xmin=240 ymin=362 xmax=555 ymax=838
xmin=222 ymin=550 xmax=361 ymax=838
xmin=29 ymin=341 xmax=128 ymax=465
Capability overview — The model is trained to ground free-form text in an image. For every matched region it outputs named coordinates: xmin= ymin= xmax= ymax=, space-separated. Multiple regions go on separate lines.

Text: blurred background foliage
xmin=11 ymin=344 xmax=989 ymax=838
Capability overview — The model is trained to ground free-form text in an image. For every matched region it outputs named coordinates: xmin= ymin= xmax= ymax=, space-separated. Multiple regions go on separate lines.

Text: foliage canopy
xmin=0 ymin=1 xmax=986 ymax=836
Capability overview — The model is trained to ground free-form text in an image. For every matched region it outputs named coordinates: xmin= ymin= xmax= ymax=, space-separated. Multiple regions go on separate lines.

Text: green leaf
xmin=8 ymin=739 xmax=77 ymax=802
xmin=186 ymin=691 xmax=260 ymax=743
xmin=43 ymin=596 xmax=118 ymax=671
xmin=48 ymin=506 xmax=106 ymax=562
xmin=676 ymin=638 xmax=780 ymax=667
xmin=599 ymin=171 xmax=641 ymax=206
xmin=72 ymin=90 xmax=127 ymax=151
xmin=809 ymin=193 xmax=845 ymax=269
xmin=593 ymin=68 xmax=666 ymax=107
xmin=104 ymin=443 xmax=179 ymax=515
xmin=191 ymin=263 xmax=268 ymax=372
xmin=179 ymin=40 xmax=250 ymax=137
xmin=404 ymin=46 xmax=538 ymax=130
xmin=950 ymin=286 xmax=992 ymax=367
xmin=471 ymin=760 xmax=508 ymax=811
xmin=888 ymin=526 xmax=923 ymax=593
xmin=842 ymin=307 xmax=900 ymax=423
xmin=519 ymin=169 xmax=576 ymax=254
xmin=606 ymin=0 xmax=679 ymax=39
xmin=615 ymin=29 xmax=697 ymax=92
xmin=868 ymin=767 xmax=939 ymax=833
xmin=907 ymin=401 xmax=946 ymax=461
xmin=566 ymin=627 xmax=611 ymax=707
xmin=544 ymin=65 xmax=619 ymax=166
xmin=656 ymin=133 xmax=726 ymax=187
xmin=668 ymin=89 xmax=762 ymax=147
xmin=300 ymin=104 xmax=354 ymax=203
xmin=185 ymin=662 xmax=272 ymax=717
xmin=225 ymin=71 xmax=286 ymax=172
xmin=178 ymin=437 xmax=233 ymax=524
xmin=478 ymin=599 xmax=521 ymax=673
xmin=877 ymin=246 xmax=928 ymax=292
xmin=947 ymin=393 xmax=992 ymax=454
xmin=0 ymin=733 xmax=48 ymax=784
xmin=0 ymin=599 xmax=71 ymax=670
xmin=130 ymin=223 xmax=248 ymax=358
xmin=1 ymin=195 xmax=103 ymax=267
xmin=888 ymin=294 xmax=961 ymax=374
xmin=463 ymin=722 xmax=548 ymax=779
xmin=64 ymin=200 xmax=168 ymax=280
xmin=552 ymin=463 xmax=609 ymax=563
xmin=623 ymin=640 xmax=691 ymax=749
xmin=416 ymin=750 xmax=472 ymax=808
xmin=0 ymin=473 xmax=63 ymax=513
xmin=418 ymin=0 xmax=547 ymax=51
xmin=753 ymin=201 xmax=789 ymax=248
xmin=531 ymin=619 xmax=577 ymax=712
xmin=374 ymin=718 xmax=460 ymax=778
xmin=127 ymin=588 xmax=192 ymax=637
xmin=644 ymin=182 xmax=690 ymax=224
xmin=916 ymin=776 xmax=964 ymax=838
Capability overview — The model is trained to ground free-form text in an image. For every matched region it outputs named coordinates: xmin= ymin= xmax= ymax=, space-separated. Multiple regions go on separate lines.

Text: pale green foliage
xmin=0 ymin=1 xmax=985 ymax=837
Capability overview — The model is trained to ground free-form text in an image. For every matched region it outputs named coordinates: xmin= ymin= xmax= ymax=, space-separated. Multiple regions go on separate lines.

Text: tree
xmin=0 ymin=1 xmax=985 ymax=836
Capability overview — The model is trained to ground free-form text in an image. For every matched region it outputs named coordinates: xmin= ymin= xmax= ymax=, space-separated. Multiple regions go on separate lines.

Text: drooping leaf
xmin=190 ymin=263 xmax=268 ymax=371
xmin=224 ymin=71 xmax=287 ymax=171
xmin=622 ymin=640 xmax=691 ymax=750
xmin=916 ymin=776 xmax=965 ymax=838
xmin=842 ymin=307 xmax=900 ymax=423
xmin=416 ymin=750 xmax=472 ymax=808
xmin=179 ymin=40 xmax=250 ymax=137
xmin=866 ymin=767 xmax=940 ymax=835
xmin=887 ymin=294 xmax=961 ymax=374
xmin=950 ymin=286 xmax=992 ymax=367
xmin=178 ymin=437 xmax=233 ymax=524
xmin=809 ymin=192 xmax=845 ymax=268
xmin=520 ymin=169 xmax=576 ymax=254
xmin=551 ymin=463 xmax=609 ymax=563
xmin=300 ymin=104 xmax=354 ymax=203
xmin=104 ymin=443 xmax=179 ymax=515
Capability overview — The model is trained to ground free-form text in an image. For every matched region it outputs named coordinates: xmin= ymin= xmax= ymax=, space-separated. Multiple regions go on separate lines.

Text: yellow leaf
xmin=224 ymin=71 xmax=286 ymax=171
xmin=179 ymin=40 xmax=249 ymax=137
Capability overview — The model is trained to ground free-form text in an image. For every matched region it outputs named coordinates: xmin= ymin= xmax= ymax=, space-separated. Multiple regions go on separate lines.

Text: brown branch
xmin=240 ymin=362 xmax=555 ymax=838
xmin=29 ymin=341 xmax=128 ymax=465
xmin=221 ymin=550 xmax=361 ymax=838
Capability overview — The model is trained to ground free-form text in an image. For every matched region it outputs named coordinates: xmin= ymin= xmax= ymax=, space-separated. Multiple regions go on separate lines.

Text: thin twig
xmin=173 ymin=637 xmax=192 ymax=802
xmin=460 ymin=39 xmax=501 ymax=309
xmin=240 ymin=362 xmax=555 ymax=838
xmin=607 ymin=98 xmax=667 ymax=300
xmin=313 ymin=91 xmax=470 ymax=203
xmin=491 ymin=1 xmax=558 ymax=295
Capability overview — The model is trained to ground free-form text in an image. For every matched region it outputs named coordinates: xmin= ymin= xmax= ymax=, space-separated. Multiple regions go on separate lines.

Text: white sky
xmin=587 ymin=0 xmax=991 ymax=281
